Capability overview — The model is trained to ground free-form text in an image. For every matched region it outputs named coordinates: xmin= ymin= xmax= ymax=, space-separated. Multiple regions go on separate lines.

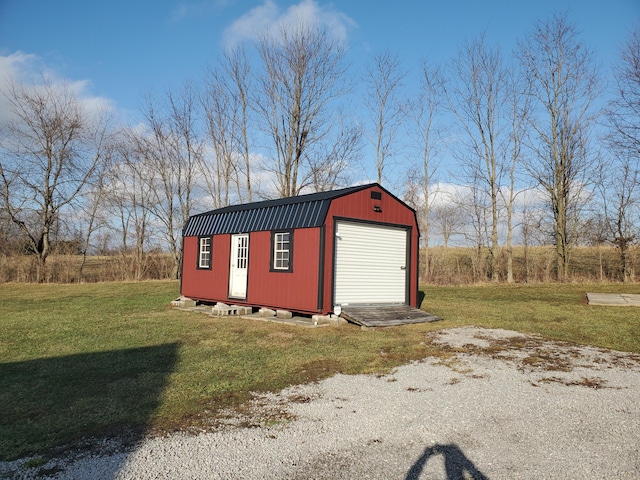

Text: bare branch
xmin=0 ymin=78 xmax=111 ymax=280
xmin=364 ymin=51 xmax=407 ymax=184
xmin=255 ymin=22 xmax=350 ymax=197
xmin=518 ymin=12 xmax=602 ymax=279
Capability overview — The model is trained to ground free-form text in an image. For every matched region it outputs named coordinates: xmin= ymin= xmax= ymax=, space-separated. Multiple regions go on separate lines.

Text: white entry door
xmin=229 ymin=234 xmax=249 ymax=299
xmin=334 ymin=221 xmax=408 ymax=305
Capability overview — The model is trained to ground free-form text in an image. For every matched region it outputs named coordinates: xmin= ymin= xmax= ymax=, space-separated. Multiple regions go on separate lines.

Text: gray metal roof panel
xmin=182 ymin=183 xmax=383 ymax=237
xmin=182 ymin=200 xmax=332 ymax=236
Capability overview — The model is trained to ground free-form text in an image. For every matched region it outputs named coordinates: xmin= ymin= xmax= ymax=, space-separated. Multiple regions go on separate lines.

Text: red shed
xmin=181 ymin=183 xmax=426 ymax=321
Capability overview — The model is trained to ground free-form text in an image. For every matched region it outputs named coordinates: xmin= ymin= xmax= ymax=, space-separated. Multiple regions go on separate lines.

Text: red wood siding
xmin=330 ymin=186 xmax=418 ymax=226
xmin=181 ymin=234 xmax=230 ymax=302
xmin=321 ymin=185 xmax=419 ymax=312
xmin=182 ymin=228 xmax=321 ymax=313
xmin=244 ymin=228 xmax=320 ymax=312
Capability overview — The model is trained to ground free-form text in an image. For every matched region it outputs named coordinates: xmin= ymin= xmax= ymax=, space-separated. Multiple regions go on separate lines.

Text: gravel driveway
xmin=4 ymin=327 xmax=640 ymax=479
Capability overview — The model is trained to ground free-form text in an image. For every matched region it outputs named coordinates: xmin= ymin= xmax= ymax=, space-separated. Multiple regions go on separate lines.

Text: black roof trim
xmin=183 ymin=183 xmax=381 ymax=237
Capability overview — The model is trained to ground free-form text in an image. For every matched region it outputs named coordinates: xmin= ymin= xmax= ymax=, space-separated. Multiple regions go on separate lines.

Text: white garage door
xmin=334 ymin=221 xmax=408 ymax=305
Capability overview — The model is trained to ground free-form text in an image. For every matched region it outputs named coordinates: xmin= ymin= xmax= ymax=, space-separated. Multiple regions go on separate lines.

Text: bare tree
xmin=255 ymin=23 xmax=350 ymax=197
xmin=457 ymin=178 xmax=490 ymax=254
xmin=0 ymin=201 xmax=23 ymax=259
xmin=407 ymin=60 xmax=446 ymax=281
xmin=518 ymin=12 xmax=601 ymax=280
xmin=364 ymin=51 xmax=406 ymax=184
xmin=309 ymin=117 xmax=362 ymax=192
xmin=433 ymin=201 xmax=462 ymax=248
xmin=139 ymin=82 xmax=202 ymax=279
xmin=202 ymin=46 xmax=253 ymax=206
xmin=502 ymin=64 xmax=530 ymax=283
xmin=226 ymin=47 xmax=254 ymax=202
xmin=77 ymin=147 xmax=113 ymax=281
xmin=457 ymin=179 xmax=494 ymax=282
xmin=608 ymin=25 xmax=640 ymax=161
xmin=105 ymin=132 xmax=155 ymax=280
xmin=598 ymin=161 xmax=639 ymax=281
xmin=601 ymin=25 xmax=640 ymax=281
xmin=0 ymin=79 xmax=111 ymax=281
xmin=202 ymin=66 xmax=240 ymax=208
xmin=518 ymin=193 xmax=548 ymax=282
xmin=446 ymin=33 xmax=506 ymax=282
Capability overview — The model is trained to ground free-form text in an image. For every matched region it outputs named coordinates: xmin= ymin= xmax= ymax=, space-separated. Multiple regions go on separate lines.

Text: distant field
xmin=1 ymin=245 xmax=638 ymax=283
xmin=1 ymin=280 xmax=638 ymax=460
xmin=0 ymin=254 xmax=175 ymax=283
xmin=423 ymin=245 xmax=640 ymax=284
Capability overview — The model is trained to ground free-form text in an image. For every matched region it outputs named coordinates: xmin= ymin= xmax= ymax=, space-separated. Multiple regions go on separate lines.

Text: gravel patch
xmin=3 ymin=327 xmax=640 ymax=479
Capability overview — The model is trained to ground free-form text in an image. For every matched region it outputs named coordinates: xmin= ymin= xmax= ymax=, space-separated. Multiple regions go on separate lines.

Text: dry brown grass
xmin=0 ymin=254 xmax=175 ymax=283
xmin=422 ymin=245 xmax=639 ymax=284
xmin=0 ymin=245 xmax=637 ymax=284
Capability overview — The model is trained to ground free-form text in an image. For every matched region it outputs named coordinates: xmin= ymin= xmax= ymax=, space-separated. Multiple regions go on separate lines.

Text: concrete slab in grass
xmin=587 ymin=293 xmax=640 ymax=306
xmin=621 ymin=294 xmax=640 ymax=306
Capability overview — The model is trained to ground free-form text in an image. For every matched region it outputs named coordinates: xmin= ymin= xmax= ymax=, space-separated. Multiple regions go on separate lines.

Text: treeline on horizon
xmin=0 ymin=12 xmax=638 ymax=284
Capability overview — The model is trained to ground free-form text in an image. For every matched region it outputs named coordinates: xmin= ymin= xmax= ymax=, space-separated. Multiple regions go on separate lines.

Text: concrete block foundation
xmin=171 ymin=296 xmax=197 ymax=308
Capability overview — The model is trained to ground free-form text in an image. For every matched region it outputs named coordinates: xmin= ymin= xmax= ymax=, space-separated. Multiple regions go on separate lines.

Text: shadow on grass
xmin=418 ymin=290 xmax=426 ymax=308
xmin=0 ymin=343 xmax=179 ymax=470
xmin=406 ymin=443 xmax=488 ymax=480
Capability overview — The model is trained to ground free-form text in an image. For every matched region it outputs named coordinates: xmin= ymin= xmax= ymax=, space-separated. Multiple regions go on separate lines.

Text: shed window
xmin=271 ymin=231 xmax=293 ymax=272
xmin=198 ymin=236 xmax=212 ymax=269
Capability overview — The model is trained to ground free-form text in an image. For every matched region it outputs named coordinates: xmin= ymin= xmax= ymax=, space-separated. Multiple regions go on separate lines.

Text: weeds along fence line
xmin=0 ymin=246 xmax=637 ymax=284
xmin=422 ymin=246 xmax=639 ymax=284
xmin=0 ymin=254 xmax=176 ymax=283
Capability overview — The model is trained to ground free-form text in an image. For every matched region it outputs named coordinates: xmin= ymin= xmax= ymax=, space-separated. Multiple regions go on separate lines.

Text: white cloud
xmin=0 ymin=51 xmax=115 ymax=123
xmin=223 ymin=0 xmax=356 ymax=47
xmin=223 ymin=0 xmax=280 ymax=46
xmin=0 ymin=51 xmax=42 ymax=89
xmin=428 ymin=182 xmax=469 ymax=208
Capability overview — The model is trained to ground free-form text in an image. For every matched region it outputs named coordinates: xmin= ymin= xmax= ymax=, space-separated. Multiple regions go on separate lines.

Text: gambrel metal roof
xmin=183 ymin=183 xmax=375 ymax=237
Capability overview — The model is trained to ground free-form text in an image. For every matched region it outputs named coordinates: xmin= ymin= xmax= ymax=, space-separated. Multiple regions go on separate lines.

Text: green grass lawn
xmin=1 ymin=280 xmax=638 ymax=460
xmin=423 ymin=283 xmax=640 ymax=352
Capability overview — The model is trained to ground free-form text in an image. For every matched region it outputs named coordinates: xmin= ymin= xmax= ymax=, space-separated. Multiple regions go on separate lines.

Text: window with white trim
xmin=198 ymin=236 xmax=212 ymax=269
xmin=271 ymin=231 xmax=292 ymax=272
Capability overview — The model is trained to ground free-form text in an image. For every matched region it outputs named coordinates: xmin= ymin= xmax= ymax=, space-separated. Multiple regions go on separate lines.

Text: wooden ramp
xmin=340 ymin=305 xmax=443 ymax=327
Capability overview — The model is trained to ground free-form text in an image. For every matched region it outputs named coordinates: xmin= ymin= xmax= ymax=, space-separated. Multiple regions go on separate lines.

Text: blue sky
xmin=1 ymin=0 xmax=639 ymax=245
xmin=2 ymin=0 xmax=638 ymax=121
